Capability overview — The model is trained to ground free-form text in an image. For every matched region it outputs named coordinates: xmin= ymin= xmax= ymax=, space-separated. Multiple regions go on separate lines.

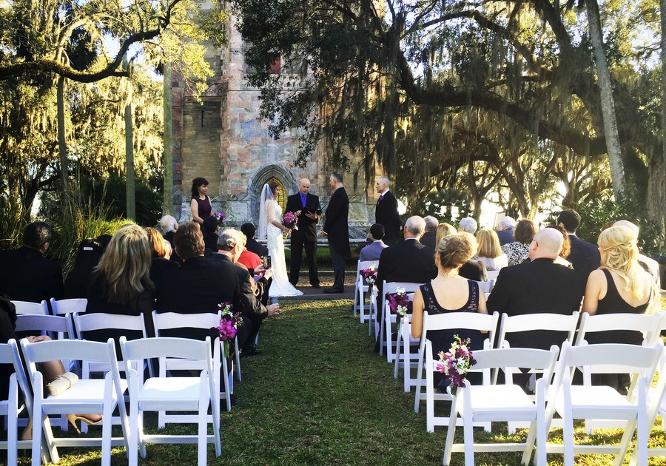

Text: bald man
xmin=286 ymin=178 xmax=322 ymax=288
xmin=487 ymin=228 xmax=584 ymax=350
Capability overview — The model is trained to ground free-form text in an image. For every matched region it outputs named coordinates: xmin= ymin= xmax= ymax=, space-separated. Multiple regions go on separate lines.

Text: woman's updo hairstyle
xmin=436 ymin=233 xmax=476 ymax=269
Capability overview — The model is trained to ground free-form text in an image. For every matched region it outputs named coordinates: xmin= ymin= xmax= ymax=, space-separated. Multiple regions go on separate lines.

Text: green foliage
xmin=575 ymin=195 xmax=665 ymax=254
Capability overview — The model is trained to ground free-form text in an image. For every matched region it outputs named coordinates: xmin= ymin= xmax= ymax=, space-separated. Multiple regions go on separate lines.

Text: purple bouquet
xmin=283 ymin=211 xmax=297 ymax=229
xmin=216 ymin=303 xmax=242 ymax=357
xmin=435 ymin=335 xmax=477 ymax=389
xmin=360 ymin=266 xmax=377 ymax=285
xmin=387 ymin=288 xmax=412 ymax=317
xmin=214 ymin=210 xmax=225 ymax=223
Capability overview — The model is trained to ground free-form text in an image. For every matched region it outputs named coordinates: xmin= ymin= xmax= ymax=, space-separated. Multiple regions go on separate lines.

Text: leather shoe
xmin=323 ymin=287 xmax=343 ymax=294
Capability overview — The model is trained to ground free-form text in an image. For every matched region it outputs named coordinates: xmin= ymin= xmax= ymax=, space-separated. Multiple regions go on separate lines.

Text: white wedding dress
xmin=264 ymin=198 xmax=303 ymax=298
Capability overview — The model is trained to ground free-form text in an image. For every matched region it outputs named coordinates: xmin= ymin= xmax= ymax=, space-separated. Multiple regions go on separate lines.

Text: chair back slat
xmin=74 ymin=312 xmax=147 ymax=335
xmin=576 ymin=313 xmax=662 ymax=345
xmin=424 ymin=311 xmax=499 ymax=333
xmin=560 ymin=341 xmax=662 ymax=373
xmin=21 ymin=338 xmax=115 ymax=364
xmin=383 ymin=281 xmax=421 ymax=295
xmin=0 ymin=342 xmax=14 ymax=364
xmin=50 ymin=298 xmax=87 ymax=315
xmin=11 ymin=300 xmax=48 ymax=315
xmin=471 ymin=346 xmax=559 ymax=372
xmin=357 ymin=260 xmax=379 ymax=272
xmin=15 ymin=314 xmax=72 ymax=334
xmin=152 ymin=311 xmax=220 ymax=334
xmin=498 ymin=312 xmax=580 ymax=348
xmin=121 ymin=336 xmax=211 ymax=362
xmin=475 ymin=280 xmax=495 ymax=294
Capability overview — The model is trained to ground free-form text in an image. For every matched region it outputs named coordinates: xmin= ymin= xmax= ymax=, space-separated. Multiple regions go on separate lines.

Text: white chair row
xmin=440 ymin=341 xmax=666 ymax=466
xmin=2 ymin=335 xmax=222 ymax=466
xmin=353 ymin=260 xmax=378 ymax=325
xmin=11 ymin=298 xmax=88 ymax=317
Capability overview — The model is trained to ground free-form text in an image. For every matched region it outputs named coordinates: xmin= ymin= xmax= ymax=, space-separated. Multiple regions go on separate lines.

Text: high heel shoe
xmin=67 ymin=414 xmax=103 ymax=433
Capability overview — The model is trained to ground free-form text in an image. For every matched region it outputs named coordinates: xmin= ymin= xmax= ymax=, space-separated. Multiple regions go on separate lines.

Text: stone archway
xmin=248 ymin=164 xmax=297 ymax=223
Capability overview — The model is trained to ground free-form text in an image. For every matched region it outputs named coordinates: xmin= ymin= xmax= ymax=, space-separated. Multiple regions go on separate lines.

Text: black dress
xmin=420 ymin=280 xmax=484 ymax=388
xmin=194 ymin=195 xmax=212 ymax=220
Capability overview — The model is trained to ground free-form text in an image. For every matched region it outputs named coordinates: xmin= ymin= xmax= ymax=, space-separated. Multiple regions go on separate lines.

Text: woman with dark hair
xmin=502 ymin=219 xmax=536 ymax=266
xmin=190 ymin=177 xmax=212 ymax=224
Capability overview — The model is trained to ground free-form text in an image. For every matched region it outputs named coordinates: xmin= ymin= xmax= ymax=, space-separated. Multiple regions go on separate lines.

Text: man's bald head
xmin=404 ymin=216 xmax=426 ymax=239
xmin=528 ymin=228 xmax=563 ymax=261
xmin=613 ymin=220 xmax=639 ymax=236
xmin=298 ymin=178 xmax=311 ymax=193
xmin=375 ymin=176 xmax=390 ymax=193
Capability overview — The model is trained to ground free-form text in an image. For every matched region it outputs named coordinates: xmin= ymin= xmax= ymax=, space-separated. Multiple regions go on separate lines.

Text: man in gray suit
xmin=359 ymin=224 xmax=388 ymax=261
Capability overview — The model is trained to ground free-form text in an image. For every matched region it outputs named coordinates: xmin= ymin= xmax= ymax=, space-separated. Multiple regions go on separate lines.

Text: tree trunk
xmin=57 ymin=76 xmax=68 ymax=192
xmin=162 ymin=64 xmax=173 ymax=216
xmin=586 ymin=0 xmax=625 ymax=197
xmin=124 ymin=59 xmax=135 ymax=221
xmin=655 ymin=0 xmax=666 ymax=248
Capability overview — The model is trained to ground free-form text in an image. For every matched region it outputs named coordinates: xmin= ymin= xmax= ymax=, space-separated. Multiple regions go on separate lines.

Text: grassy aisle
xmin=22 ymin=299 xmax=666 ymax=465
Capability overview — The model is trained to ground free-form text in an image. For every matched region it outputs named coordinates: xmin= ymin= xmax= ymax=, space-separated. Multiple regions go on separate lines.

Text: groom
xmin=286 ymin=178 xmax=322 ymax=288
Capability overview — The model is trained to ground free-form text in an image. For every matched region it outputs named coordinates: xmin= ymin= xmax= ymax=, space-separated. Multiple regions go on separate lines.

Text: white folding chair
xmin=379 ymin=281 xmax=421 ymax=361
xmin=486 ymin=270 xmax=500 ymax=282
xmin=152 ymin=311 xmax=231 ymax=415
xmin=353 ymin=260 xmax=378 ymax=323
xmin=11 ymin=300 xmax=49 ymax=316
xmin=575 ymin=312 xmax=662 ymax=433
xmin=367 ymin=285 xmax=379 ymax=337
xmin=543 ymin=341 xmax=663 ymax=466
xmin=49 ymin=298 xmax=87 ymax=316
xmin=475 ymin=279 xmax=495 ymax=294
xmin=414 ymin=311 xmax=500 ymax=432
xmin=442 ymin=345 xmax=559 ymax=466
xmin=120 ymin=336 xmax=221 ymax=466
xmin=21 ymin=338 xmax=129 ymax=466
xmin=393 ymin=314 xmax=422 ymax=392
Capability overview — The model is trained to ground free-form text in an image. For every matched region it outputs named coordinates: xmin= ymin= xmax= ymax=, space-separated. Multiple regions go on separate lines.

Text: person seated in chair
xmin=359 ymin=224 xmax=388 ymax=262
xmin=0 ymin=221 xmax=63 ymax=303
xmin=420 ymin=216 xmax=439 ymax=249
xmin=241 ymin=223 xmax=269 ymax=258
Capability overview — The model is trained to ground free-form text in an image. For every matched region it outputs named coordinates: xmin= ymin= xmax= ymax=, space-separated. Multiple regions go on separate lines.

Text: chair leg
xmin=31 ymin=412 xmax=43 ymax=466
xmin=234 ymin=337 xmax=242 ymax=382
xmin=128 ymin=377 xmax=140 ymax=466
xmin=442 ymin=394 xmax=458 ymax=466
xmin=393 ymin=326 xmax=402 ymax=380
xmin=403 ymin=338 xmax=411 ymax=392
xmin=414 ymin=349 xmax=424 ymax=413
xmin=562 ymin=410 xmax=575 ymax=466
xmin=379 ymin=309 xmax=385 ymax=356
xmin=197 ymin=374 xmax=209 ymax=466
xmin=8 ymin=375 xmax=18 ymax=466
xmin=462 ymin=411 xmax=475 ymax=466
xmin=637 ymin=410 xmax=648 ymax=466
xmin=101 ymin=404 xmax=114 ymax=466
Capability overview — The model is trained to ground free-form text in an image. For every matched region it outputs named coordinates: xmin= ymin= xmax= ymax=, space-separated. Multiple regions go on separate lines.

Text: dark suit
xmin=376 ymin=239 xmax=437 ymax=299
xmin=323 ymin=187 xmax=350 ymax=290
xmin=286 ymin=192 xmax=322 ymax=286
xmin=375 ymin=191 xmax=401 ymax=245
xmin=567 ymin=234 xmax=601 ymax=286
xmin=0 ymin=246 xmax=63 ymax=303
xmin=155 ymin=255 xmax=241 ymax=341
xmin=246 ymin=237 xmax=268 ymax=258
xmin=421 ymin=230 xmax=437 ymax=249
xmin=486 ymin=258 xmax=584 ymax=350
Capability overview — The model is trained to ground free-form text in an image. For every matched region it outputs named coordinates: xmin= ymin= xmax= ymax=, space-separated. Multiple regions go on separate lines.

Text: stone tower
xmin=166 ymin=13 xmax=375 ymax=236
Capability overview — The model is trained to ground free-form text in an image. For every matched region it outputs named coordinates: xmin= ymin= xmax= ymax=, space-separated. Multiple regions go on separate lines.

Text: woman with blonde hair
xmin=582 ymin=225 xmax=655 ymax=391
xmin=435 ymin=222 xmax=457 ymax=246
xmin=474 ymin=228 xmax=508 ymax=271
xmin=85 ymin=224 xmax=155 ymax=341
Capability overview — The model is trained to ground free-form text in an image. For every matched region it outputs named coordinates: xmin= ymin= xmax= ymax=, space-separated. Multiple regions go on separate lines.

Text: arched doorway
xmin=248 ymin=164 xmax=297 ymax=224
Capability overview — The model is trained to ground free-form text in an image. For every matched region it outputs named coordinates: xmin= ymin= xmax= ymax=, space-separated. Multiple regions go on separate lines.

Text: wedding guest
xmin=202 ymin=216 xmax=219 ymax=252
xmin=190 ymin=177 xmax=212 ymax=225
xmin=488 ymin=228 xmax=584 ymax=350
xmin=155 ymin=222 xmax=241 ymax=341
xmin=421 ymin=216 xmax=439 ymax=249
xmin=496 ymin=216 xmax=516 ymax=246
xmin=374 ymin=176 xmax=401 ymax=245
xmin=85 ymin=225 xmax=155 ymax=343
xmin=237 ymin=232 xmax=263 ymax=273
xmin=546 ymin=225 xmax=574 ymax=269
xmin=146 ymin=227 xmax=178 ymax=289
xmin=411 ymin=234 xmax=487 ymax=386
xmin=64 ymin=237 xmax=104 ymax=298
xmin=582 ymin=226 xmax=656 ymax=392
xmin=613 ymin=220 xmax=661 ymax=289
xmin=457 ymin=232 xmax=487 ymax=281
xmin=0 ymin=221 xmax=63 ymax=303
xmin=502 ymin=219 xmax=536 ymax=266
xmin=435 ymin=222 xmax=457 ymax=246
xmin=159 ymin=215 xmax=178 ymax=248
xmin=241 ymin=223 xmax=268 ymax=258
xmin=376 ymin=216 xmax=436 ymax=299
xmin=557 ymin=209 xmax=600 ymax=285
xmin=216 ymin=229 xmax=279 ymax=355
xmin=474 ymin=228 xmax=508 ymax=271
xmin=359 ymin=224 xmax=388 ymax=261
xmin=458 ymin=217 xmax=478 ymax=235
xmin=323 ymin=173 xmax=350 ymax=293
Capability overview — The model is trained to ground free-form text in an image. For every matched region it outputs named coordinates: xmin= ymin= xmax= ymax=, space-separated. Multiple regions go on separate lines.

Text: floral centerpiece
xmin=387 ymin=288 xmax=412 ymax=317
xmin=215 ymin=303 xmax=242 ymax=357
xmin=360 ymin=266 xmax=377 ymax=285
xmin=435 ymin=335 xmax=477 ymax=389
xmin=282 ymin=211 xmax=297 ymax=230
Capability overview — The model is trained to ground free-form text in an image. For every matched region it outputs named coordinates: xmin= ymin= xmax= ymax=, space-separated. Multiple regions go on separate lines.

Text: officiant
xmin=286 ymin=178 xmax=322 ymax=288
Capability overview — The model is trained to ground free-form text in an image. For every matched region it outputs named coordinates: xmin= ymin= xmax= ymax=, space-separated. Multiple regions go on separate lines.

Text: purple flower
xmin=435 ymin=335 xmax=476 ymax=388
xmin=214 ymin=210 xmax=225 ymax=223
xmin=283 ymin=211 xmax=297 ymax=229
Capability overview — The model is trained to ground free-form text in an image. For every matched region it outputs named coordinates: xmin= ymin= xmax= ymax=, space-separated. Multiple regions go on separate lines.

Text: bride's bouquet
xmin=283 ymin=211 xmax=297 ymax=230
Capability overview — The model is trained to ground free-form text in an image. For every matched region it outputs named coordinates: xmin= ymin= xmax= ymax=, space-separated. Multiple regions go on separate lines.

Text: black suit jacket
xmin=376 ymin=239 xmax=437 ymax=297
xmin=375 ymin=191 xmax=401 ymax=244
xmin=0 ymin=246 xmax=63 ymax=302
xmin=567 ymin=234 xmax=601 ymax=285
xmin=323 ymin=187 xmax=351 ymax=256
xmin=486 ymin=258 xmax=584 ymax=350
xmin=155 ymin=255 xmax=241 ymax=340
xmin=246 ymin=237 xmax=268 ymax=258
xmin=286 ymin=193 xmax=322 ymax=241
xmin=421 ymin=230 xmax=436 ymax=249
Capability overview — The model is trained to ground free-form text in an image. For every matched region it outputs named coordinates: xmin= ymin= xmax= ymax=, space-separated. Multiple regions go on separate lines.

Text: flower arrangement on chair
xmin=215 ymin=303 xmax=242 ymax=357
xmin=360 ymin=266 xmax=377 ymax=285
xmin=387 ymin=288 xmax=412 ymax=317
xmin=435 ymin=335 xmax=477 ymax=388
xmin=282 ymin=211 xmax=297 ymax=230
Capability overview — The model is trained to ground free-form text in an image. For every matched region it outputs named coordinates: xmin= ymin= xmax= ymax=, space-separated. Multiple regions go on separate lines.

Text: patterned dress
xmin=502 ymin=241 xmax=530 ymax=266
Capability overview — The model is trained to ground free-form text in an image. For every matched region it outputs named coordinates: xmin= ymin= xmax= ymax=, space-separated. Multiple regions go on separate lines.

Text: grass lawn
xmin=17 ymin=299 xmax=666 ymax=465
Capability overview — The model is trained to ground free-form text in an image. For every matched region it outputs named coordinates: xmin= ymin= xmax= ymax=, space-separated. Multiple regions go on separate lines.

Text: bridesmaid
xmin=190 ymin=177 xmax=212 ymax=225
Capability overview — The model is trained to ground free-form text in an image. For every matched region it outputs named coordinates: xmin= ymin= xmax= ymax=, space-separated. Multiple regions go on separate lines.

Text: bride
xmin=258 ymin=181 xmax=303 ymax=297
